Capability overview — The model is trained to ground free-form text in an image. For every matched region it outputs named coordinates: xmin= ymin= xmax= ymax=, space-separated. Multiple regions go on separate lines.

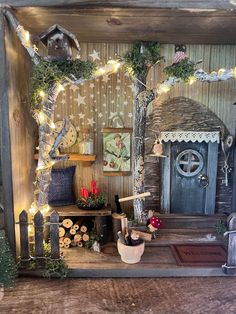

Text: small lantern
xmin=79 ymin=128 xmax=94 ymax=155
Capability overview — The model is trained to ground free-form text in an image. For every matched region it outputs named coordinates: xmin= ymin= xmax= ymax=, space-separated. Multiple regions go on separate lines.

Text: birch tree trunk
xmin=133 ymin=75 xmax=155 ymax=222
xmin=34 ymin=83 xmax=68 ymax=210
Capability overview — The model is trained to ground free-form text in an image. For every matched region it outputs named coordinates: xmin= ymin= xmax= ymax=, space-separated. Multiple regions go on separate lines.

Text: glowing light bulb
xmin=50 ymin=160 xmax=55 ymax=167
xmin=188 ymin=76 xmax=196 ymax=85
xmin=38 ymin=111 xmax=46 ymax=123
xmin=41 ymin=204 xmax=50 ymax=215
xmin=218 ymin=68 xmax=225 ymax=75
xmin=58 ymin=84 xmax=65 ymax=92
xmin=50 ymin=121 xmax=56 ymax=129
xmin=114 ymin=62 xmax=121 ymax=72
xmin=159 ymin=84 xmax=171 ymax=93
xmin=29 ymin=203 xmax=37 ymax=215
xmin=99 ymin=67 xmax=106 ymax=75
xmin=39 ymin=90 xmax=45 ymax=98
xmin=233 ymin=67 xmax=236 ymax=78
xmin=25 ymin=30 xmax=30 ymax=42
xmin=108 ymin=60 xmax=121 ymax=72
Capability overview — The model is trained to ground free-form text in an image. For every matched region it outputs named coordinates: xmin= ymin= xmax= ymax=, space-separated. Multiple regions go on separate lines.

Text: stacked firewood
xmin=59 ymin=218 xmax=90 ymax=249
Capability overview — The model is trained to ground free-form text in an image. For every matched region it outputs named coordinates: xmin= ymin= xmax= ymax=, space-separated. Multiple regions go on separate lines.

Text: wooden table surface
xmin=46 ymin=204 xmax=112 ymax=217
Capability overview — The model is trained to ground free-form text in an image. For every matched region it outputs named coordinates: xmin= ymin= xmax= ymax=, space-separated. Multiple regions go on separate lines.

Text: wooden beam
xmin=10 ymin=7 xmax=236 ymax=44
xmin=0 ymin=9 xmax=16 ymax=254
xmin=0 ymin=1 xmax=235 ymax=10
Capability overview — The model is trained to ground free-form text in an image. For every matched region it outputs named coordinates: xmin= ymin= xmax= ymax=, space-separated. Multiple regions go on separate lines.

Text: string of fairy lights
xmin=15 ymin=20 xmax=236 ymax=217
xmin=157 ymin=68 xmax=236 ymax=94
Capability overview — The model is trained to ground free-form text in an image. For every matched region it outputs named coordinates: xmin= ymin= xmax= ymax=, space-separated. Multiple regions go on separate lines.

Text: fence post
xmin=222 ymin=213 xmax=236 ymax=274
xmin=34 ymin=211 xmax=44 ymax=267
xmin=19 ymin=210 xmax=30 ymax=268
xmin=50 ymin=210 xmax=60 ymax=259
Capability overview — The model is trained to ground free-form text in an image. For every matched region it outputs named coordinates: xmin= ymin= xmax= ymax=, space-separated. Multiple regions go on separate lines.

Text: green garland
xmin=124 ymin=41 xmax=163 ymax=77
xmin=0 ymin=232 xmax=18 ymax=288
xmin=31 ymin=59 xmax=97 ymax=109
xmin=164 ymin=58 xmax=196 ymax=82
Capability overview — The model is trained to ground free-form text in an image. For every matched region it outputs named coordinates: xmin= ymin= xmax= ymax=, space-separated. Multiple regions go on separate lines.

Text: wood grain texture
xmin=11 ymin=7 xmax=236 ymax=44
xmin=34 ymin=211 xmax=44 ymax=266
xmin=50 ymin=211 xmax=60 ymax=259
xmin=5 ymin=17 xmax=37 ymax=254
xmin=1 ymin=1 xmax=236 ymax=9
xmin=0 ymin=10 xmax=15 ymax=253
xmin=47 ymin=205 xmax=111 ymax=217
xmin=19 ymin=210 xmax=30 ymax=267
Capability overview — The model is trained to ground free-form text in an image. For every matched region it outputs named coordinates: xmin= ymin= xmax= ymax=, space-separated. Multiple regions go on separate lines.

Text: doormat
xmin=171 ymin=244 xmax=227 ymax=267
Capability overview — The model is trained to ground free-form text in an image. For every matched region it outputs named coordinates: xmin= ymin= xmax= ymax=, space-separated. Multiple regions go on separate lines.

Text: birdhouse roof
xmin=38 ymin=24 xmax=80 ymax=51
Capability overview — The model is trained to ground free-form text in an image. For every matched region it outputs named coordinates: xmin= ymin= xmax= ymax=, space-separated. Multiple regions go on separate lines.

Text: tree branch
xmin=49 ymin=117 xmax=70 ymax=159
xmin=3 ymin=8 xmax=41 ymax=64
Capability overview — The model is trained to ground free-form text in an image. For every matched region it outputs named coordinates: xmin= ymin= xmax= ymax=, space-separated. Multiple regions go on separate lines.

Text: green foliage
xmin=76 ymin=194 xmax=106 ymax=209
xmin=215 ymin=220 xmax=228 ymax=235
xmin=43 ymin=257 xmax=68 ymax=279
xmin=163 ymin=58 xmax=195 ymax=82
xmin=0 ymin=232 xmax=18 ymax=288
xmin=84 ymin=227 xmax=101 ymax=250
xmin=30 ymin=241 xmax=51 ymax=257
xmin=124 ymin=41 xmax=163 ymax=77
xmin=31 ymin=59 xmax=97 ymax=109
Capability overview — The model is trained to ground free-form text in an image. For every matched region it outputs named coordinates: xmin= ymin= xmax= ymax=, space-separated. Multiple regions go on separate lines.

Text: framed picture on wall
xmin=102 ymin=128 xmax=132 ymax=176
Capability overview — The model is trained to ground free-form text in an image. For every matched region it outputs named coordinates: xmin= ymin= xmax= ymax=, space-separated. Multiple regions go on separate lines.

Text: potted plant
xmin=77 ymin=180 xmax=106 ymax=210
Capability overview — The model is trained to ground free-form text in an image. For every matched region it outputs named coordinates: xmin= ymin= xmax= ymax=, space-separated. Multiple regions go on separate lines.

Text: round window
xmin=176 ymin=149 xmax=204 ymax=177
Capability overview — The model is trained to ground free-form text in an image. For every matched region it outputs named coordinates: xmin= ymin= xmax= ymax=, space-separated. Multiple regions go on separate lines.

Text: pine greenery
xmin=164 ymin=58 xmax=196 ymax=82
xmin=31 ymin=59 xmax=97 ymax=109
xmin=43 ymin=257 xmax=68 ymax=279
xmin=0 ymin=232 xmax=18 ymax=288
xmin=124 ymin=41 xmax=163 ymax=77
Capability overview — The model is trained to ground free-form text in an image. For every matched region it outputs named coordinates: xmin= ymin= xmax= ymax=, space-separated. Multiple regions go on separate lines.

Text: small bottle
xmin=79 ymin=128 xmax=94 ymax=155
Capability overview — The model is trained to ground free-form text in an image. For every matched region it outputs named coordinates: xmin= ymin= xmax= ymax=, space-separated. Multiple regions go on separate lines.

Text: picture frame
xmin=101 ymin=128 xmax=132 ymax=176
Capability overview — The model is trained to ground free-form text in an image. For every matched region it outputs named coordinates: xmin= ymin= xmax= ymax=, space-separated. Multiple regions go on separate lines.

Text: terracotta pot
xmin=117 ymin=239 xmax=145 ymax=264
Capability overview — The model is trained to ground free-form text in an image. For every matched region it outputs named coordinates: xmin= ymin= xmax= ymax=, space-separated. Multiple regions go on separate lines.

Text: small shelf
xmin=46 ymin=205 xmax=112 ymax=217
xmin=66 ymin=154 xmax=96 ymax=162
xmin=34 ymin=153 xmax=96 ymax=166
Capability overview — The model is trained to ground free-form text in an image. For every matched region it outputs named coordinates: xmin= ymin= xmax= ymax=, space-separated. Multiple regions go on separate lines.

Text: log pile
xmin=59 ymin=218 xmax=91 ymax=249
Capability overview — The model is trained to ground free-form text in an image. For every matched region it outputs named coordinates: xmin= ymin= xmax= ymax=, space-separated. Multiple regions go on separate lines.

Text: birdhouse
xmin=38 ymin=24 xmax=80 ymax=60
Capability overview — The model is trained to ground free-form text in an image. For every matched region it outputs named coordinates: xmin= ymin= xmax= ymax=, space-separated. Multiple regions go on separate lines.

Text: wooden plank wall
xmin=55 ymin=43 xmax=134 ymax=212
xmin=5 ymin=20 xmax=37 ymax=253
xmin=54 ymin=43 xmax=236 ymax=212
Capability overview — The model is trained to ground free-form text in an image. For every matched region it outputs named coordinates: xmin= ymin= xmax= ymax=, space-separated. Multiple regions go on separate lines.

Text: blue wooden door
xmin=170 ymin=142 xmax=208 ymax=214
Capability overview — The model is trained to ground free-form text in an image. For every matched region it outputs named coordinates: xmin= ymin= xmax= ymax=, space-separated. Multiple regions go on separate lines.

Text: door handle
xmin=198 ymin=174 xmax=209 ymax=188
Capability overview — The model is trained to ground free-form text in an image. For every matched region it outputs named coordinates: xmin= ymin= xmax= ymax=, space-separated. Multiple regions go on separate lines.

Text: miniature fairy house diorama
xmin=1 ymin=2 xmax=236 ymax=277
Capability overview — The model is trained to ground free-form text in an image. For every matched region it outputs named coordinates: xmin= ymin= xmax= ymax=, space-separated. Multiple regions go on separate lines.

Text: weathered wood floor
xmin=1 ymin=277 xmax=236 ymax=314
xmin=58 ymin=230 xmax=229 ymax=277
